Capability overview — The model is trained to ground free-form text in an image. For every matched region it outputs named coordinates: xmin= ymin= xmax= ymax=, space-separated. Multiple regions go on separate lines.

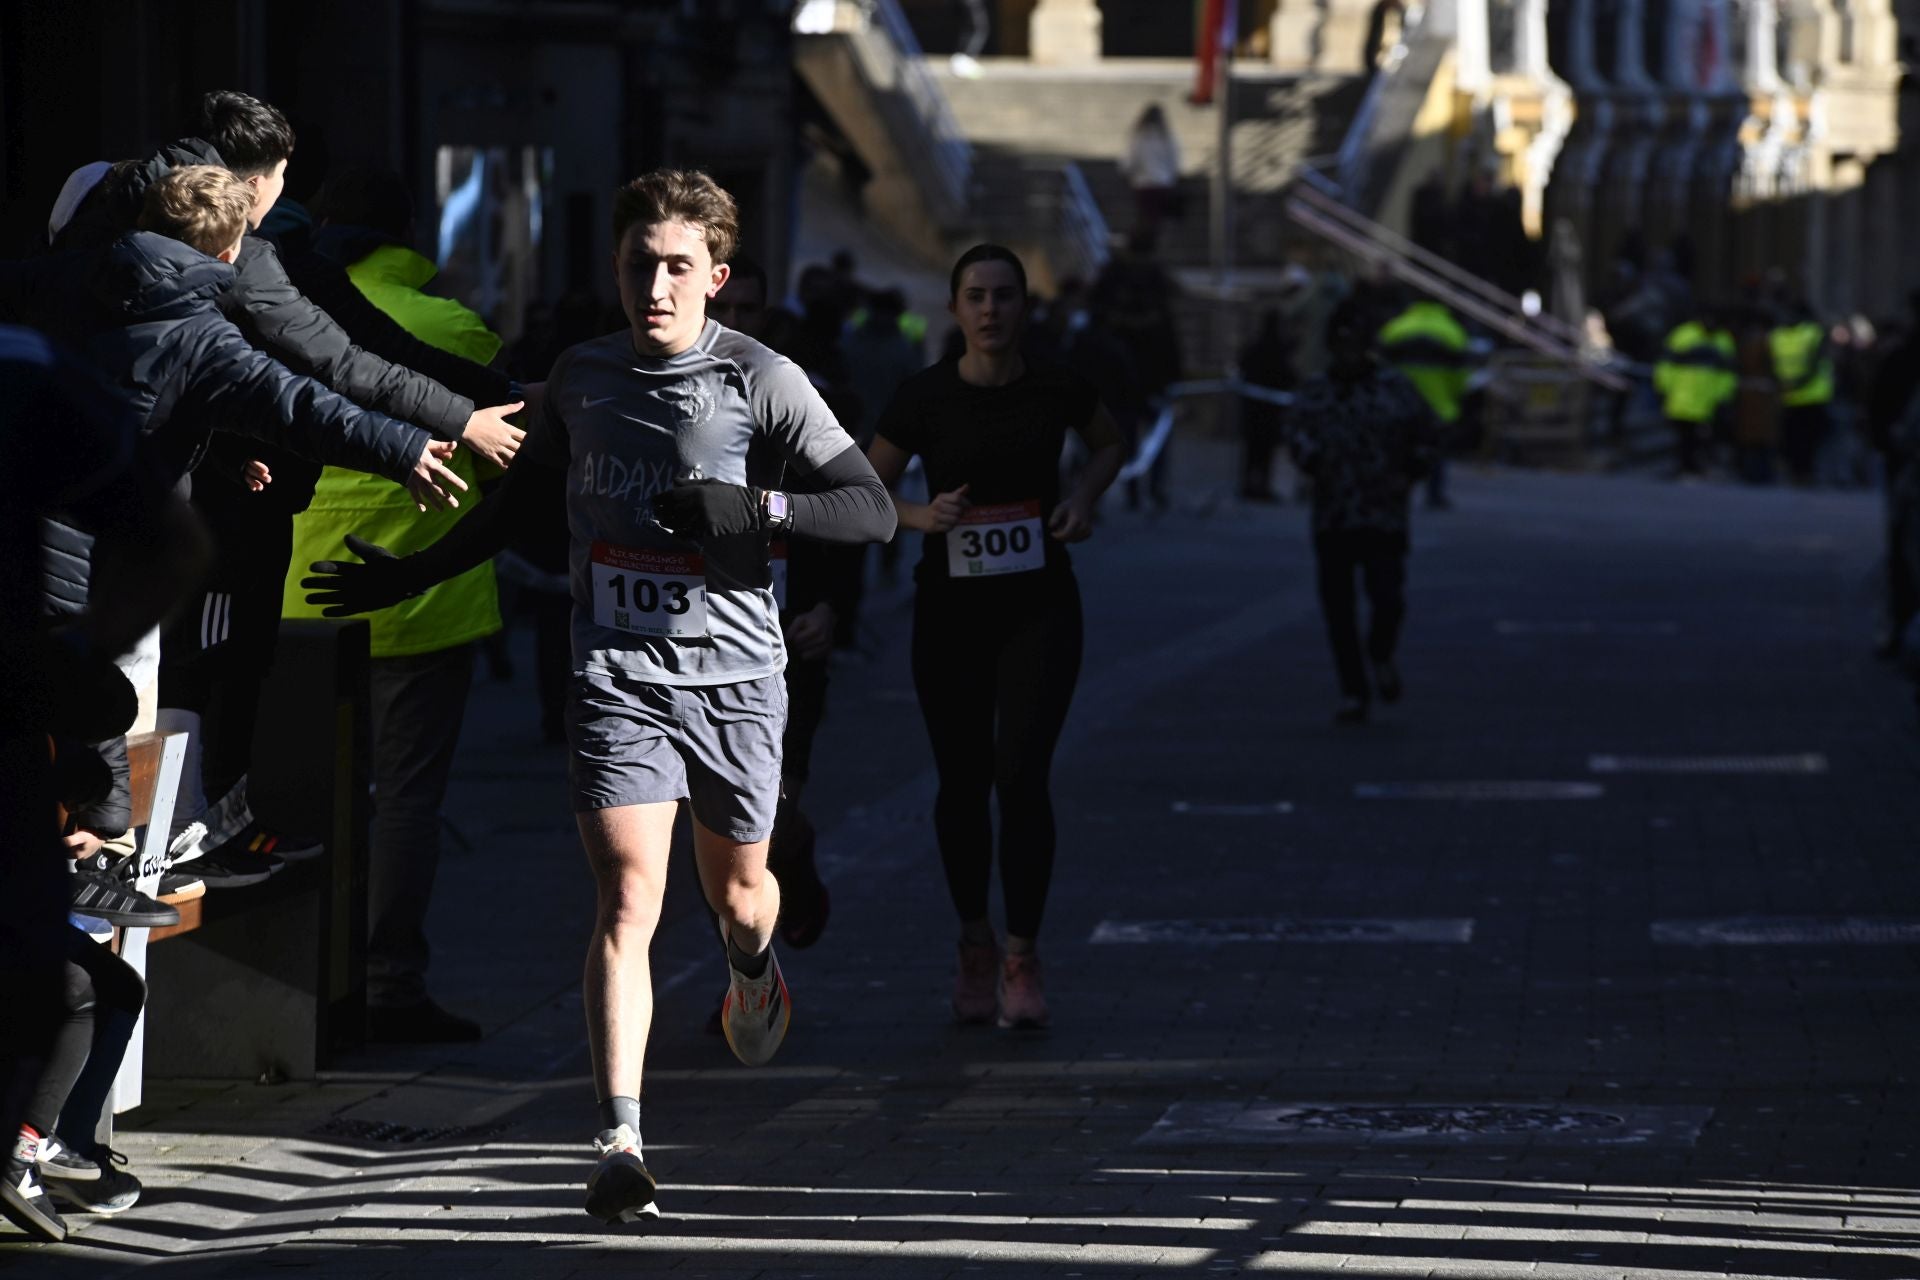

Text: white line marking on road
xmin=1652 ymin=918 xmax=1920 ymax=945
xmin=1589 ymin=753 xmax=1828 ymax=775
xmin=1091 ymin=918 xmax=1474 ymax=944
xmin=1140 ymin=1101 xmax=1713 ymax=1146
xmin=1495 ymin=620 xmax=1679 ymax=636
xmin=1355 ymin=781 xmax=1605 ymax=800
xmin=1170 ymin=801 xmax=1295 ymax=816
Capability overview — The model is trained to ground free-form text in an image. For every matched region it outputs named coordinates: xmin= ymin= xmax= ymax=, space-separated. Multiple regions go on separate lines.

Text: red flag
xmin=1191 ymin=0 xmax=1232 ymax=105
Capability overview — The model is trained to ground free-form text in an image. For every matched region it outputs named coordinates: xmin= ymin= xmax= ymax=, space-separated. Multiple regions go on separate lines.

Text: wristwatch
xmin=763 ymin=489 xmax=794 ymax=532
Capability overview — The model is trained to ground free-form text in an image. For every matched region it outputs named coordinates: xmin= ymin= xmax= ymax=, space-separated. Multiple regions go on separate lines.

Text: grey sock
xmin=597 ymin=1095 xmax=640 ymax=1136
xmin=725 ymin=933 xmax=770 ymax=979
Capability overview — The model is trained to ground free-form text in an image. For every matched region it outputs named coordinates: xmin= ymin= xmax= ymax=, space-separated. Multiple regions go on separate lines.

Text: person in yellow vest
xmin=280 ymin=167 xmax=508 ymax=1043
xmin=1378 ymin=295 xmax=1472 ymax=509
xmin=1653 ymin=306 xmax=1737 ymax=478
xmin=1770 ymin=299 xmax=1835 ymax=485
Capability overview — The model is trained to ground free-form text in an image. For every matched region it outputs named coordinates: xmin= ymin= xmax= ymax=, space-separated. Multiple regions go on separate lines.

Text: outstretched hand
xmin=302 ymin=534 xmax=422 ymax=617
xmin=405 ymin=439 xmax=470 ymax=512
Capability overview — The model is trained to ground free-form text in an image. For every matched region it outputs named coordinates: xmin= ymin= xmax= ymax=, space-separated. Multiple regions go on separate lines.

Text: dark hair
xmin=949 ymin=243 xmax=1027 ymax=301
xmin=194 ymin=90 xmax=296 ymax=179
xmin=311 ymin=166 xmax=413 ymax=241
xmin=725 ymin=252 xmax=769 ymax=298
xmin=612 ymin=169 xmax=739 ymax=264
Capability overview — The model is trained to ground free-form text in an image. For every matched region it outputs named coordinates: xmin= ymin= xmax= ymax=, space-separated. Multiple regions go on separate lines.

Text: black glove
xmin=651 ymin=478 xmax=763 ymax=540
xmin=302 ymin=534 xmax=424 ymax=617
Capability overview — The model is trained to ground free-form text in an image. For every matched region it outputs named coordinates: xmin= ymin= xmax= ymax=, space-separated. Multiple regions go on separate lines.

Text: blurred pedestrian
xmin=1377 ymin=294 xmax=1470 ymax=509
xmin=1288 ymin=300 xmax=1441 ymax=724
xmin=1771 ymin=298 xmax=1835 ymax=485
xmin=1237 ymin=308 xmax=1296 ymax=502
xmin=1121 ymin=105 xmax=1181 ymax=252
xmin=1654 ymin=305 xmax=1736 ymax=478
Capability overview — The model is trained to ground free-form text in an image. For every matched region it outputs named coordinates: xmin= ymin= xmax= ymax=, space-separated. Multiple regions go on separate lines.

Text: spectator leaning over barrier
xmin=1377 ymin=293 xmax=1472 ymax=510
xmin=53 ymin=91 xmax=523 ymax=892
xmin=1770 ymin=298 xmax=1836 ymax=486
xmin=279 ymin=167 xmax=506 ymax=1043
xmin=0 ymin=168 xmax=468 ymax=919
xmin=1653 ymin=304 xmax=1737 ymax=479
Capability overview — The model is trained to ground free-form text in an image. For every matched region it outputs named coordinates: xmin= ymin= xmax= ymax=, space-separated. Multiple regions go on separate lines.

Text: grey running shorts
xmin=566 ymin=670 xmax=787 ymax=842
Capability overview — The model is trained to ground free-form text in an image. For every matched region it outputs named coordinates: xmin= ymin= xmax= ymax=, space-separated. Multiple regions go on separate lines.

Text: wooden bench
xmin=109 ymin=621 xmax=373 ymax=1105
xmin=103 ymin=730 xmax=188 ymax=1120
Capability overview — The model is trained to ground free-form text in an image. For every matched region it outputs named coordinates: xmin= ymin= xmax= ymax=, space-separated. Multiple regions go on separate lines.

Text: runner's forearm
xmin=408 ymin=458 xmax=559 ymax=588
xmin=784 ymin=444 xmax=897 ymax=544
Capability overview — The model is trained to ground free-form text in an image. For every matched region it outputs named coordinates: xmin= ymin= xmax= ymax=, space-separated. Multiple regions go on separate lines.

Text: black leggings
xmin=23 ymin=927 xmax=145 ymax=1150
xmin=911 ymin=573 xmax=1083 ymax=940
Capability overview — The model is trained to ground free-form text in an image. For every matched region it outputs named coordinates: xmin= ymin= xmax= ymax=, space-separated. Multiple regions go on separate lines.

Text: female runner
xmin=867 ymin=244 xmax=1124 ymax=1029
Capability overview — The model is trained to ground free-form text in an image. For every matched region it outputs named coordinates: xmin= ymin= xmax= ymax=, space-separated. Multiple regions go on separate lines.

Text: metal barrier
xmin=1116 ymin=379 xmax=1297 ymax=484
xmin=1059 ymin=161 xmax=1112 ymax=282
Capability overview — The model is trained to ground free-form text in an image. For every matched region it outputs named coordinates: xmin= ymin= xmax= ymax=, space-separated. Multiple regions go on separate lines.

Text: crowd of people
xmin=2 ymin=79 xmax=1179 ymax=1238
xmin=21 ymin=78 xmax=1910 ymax=1249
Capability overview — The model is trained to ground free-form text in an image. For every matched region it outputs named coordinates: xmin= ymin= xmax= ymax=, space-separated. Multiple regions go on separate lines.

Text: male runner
xmin=303 ymin=170 xmax=894 ymax=1224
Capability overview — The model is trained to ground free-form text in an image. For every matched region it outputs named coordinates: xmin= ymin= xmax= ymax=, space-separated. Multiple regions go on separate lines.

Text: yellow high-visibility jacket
xmin=1653 ymin=321 xmax=1736 ymax=424
xmin=1378 ymin=301 xmax=1472 ymax=424
xmin=281 ymin=244 xmax=503 ymax=657
xmin=1769 ymin=321 xmax=1834 ymax=409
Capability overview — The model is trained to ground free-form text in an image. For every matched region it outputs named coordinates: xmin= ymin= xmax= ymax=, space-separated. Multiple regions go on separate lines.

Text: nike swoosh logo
xmin=582 ymin=395 xmax=617 ymax=409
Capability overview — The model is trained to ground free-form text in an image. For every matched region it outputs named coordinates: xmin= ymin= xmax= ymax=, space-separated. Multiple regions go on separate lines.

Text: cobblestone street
xmin=9 ymin=465 xmax=1918 ymax=1279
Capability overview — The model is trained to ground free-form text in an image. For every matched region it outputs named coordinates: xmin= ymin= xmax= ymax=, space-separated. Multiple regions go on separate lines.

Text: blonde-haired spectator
xmin=136 ymin=164 xmax=251 ymax=260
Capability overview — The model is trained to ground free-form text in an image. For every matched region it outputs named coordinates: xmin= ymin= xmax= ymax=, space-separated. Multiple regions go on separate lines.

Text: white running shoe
xmin=720 ymin=940 xmax=791 ymax=1067
xmin=583 ymin=1125 xmax=657 ymax=1224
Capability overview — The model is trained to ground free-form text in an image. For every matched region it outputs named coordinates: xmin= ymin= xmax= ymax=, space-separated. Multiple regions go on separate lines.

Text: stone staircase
xmin=928 ymin=59 xmax=1366 ymax=267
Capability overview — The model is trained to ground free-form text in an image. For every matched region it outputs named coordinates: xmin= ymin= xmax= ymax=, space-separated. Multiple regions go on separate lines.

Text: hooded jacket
xmin=1 ymin=231 xmax=430 ymax=619
xmin=55 ymin=137 xmax=500 ymax=466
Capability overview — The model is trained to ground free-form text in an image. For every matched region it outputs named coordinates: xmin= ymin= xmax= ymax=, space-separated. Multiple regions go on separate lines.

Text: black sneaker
xmin=584 ymin=1125 xmax=658 ymax=1224
xmin=46 ymin=1150 xmax=139 ymax=1215
xmin=1373 ymin=662 xmax=1403 ymax=704
xmin=67 ymin=866 xmax=180 ymax=928
xmin=34 ymin=1135 xmax=100 ymax=1182
xmin=1333 ymin=696 xmax=1370 ymax=725
xmin=190 ymin=845 xmax=276 ymax=889
xmin=367 ymin=998 xmax=482 ymax=1043
xmin=157 ymin=871 xmax=206 ymax=903
xmin=2 ymin=1136 xmax=67 ymax=1242
xmin=208 ymin=820 xmax=323 ymax=865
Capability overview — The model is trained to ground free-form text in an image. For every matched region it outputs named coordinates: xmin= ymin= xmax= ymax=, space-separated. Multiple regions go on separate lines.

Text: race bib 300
xmin=590 ymin=543 xmax=707 ymax=638
xmin=947 ymin=501 xmax=1045 ymax=578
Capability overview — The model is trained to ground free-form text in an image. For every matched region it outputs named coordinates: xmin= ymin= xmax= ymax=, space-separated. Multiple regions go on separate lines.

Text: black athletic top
xmin=875 ymin=358 xmax=1113 ymax=584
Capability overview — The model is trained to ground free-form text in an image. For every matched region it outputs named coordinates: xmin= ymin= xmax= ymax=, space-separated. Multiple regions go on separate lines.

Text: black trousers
xmin=367 ymin=644 xmax=475 ymax=1008
xmin=22 ymin=926 xmax=144 ymax=1149
xmin=911 ymin=572 xmax=1083 ymax=940
xmin=1314 ymin=529 xmax=1409 ymax=700
xmin=1781 ymin=403 xmax=1830 ymax=483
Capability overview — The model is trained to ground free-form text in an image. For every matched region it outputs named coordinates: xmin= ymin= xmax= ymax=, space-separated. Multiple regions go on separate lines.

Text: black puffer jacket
xmin=4 ymin=232 xmax=431 ymax=617
xmin=57 ymin=138 xmax=498 ymax=437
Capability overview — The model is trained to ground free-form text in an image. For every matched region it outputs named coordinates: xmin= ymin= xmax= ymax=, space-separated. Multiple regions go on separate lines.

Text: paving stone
xmin=9 ymin=470 xmax=1916 ymax=1277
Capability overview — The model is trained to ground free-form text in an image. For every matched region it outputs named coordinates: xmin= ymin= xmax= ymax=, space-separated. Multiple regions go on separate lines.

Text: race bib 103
xmin=947 ymin=500 xmax=1045 ymax=578
xmin=589 ymin=543 xmax=707 ymax=638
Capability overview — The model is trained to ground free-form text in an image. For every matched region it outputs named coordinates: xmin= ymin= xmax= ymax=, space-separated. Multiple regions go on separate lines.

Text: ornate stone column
xmin=1268 ymin=0 xmax=1322 ymax=70
xmin=1029 ymin=0 xmax=1101 ymax=66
